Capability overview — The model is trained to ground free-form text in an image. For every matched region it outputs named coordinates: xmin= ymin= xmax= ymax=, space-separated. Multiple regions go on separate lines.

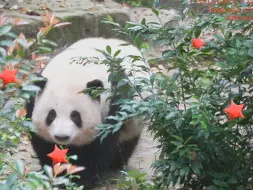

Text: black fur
xmin=110 ymin=135 xmax=140 ymax=170
xmin=25 ymin=73 xmax=141 ymax=189
xmin=86 ymin=79 xmax=103 ymax=89
xmin=30 ymin=126 xmax=120 ymax=189
xmin=46 ymin=109 xmax=57 ymax=126
xmin=86 ymin=79 xmax=104 ymax=101
xmin=70 ymin=110 xmax=82 ymax=128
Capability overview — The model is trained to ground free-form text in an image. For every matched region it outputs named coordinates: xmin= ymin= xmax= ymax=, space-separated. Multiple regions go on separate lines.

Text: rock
xmin=129 ymin=8 xmax=181 ymax=28
xmin=3 ymin=0 xmax=130 ymax=47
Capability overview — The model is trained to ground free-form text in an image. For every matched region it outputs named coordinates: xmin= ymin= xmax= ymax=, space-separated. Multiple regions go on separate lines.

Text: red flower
xmin=224 ymin=100 xmax=245 ymax=121
xmin=192 ymin=37 xmax=206 ymax=49
xmin=47 ymin=145 xmax=69 ymax=165
xmin=0 ymin=67 xmax=18 ymax=87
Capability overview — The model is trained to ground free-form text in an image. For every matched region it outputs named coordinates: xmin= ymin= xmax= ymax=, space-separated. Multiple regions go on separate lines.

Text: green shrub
xmin=113 ymin=0 xmax=154 ymax=7
xmin=0 ymin=13 xmax=84 ymax=190
xmin=97 ymin=1 xmax=253 ymax=189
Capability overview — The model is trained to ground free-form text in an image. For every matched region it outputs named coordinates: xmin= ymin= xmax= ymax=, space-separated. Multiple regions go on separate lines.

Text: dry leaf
xmin=0 ymin=15 xmax=9 ymax=26
xmin=53 ymin=163 xmax=67 ymax=176
xmin=39 ymin=3 xmax=50 ymax=10
xmin=16 ymin=108 xmax=27 ymax=118
xmin=59 ymin=0 xmax=66 ymax=8
xmin=53 ymin=22 xmax=71 ymax=28
xmin=13 ymin=18 xmax=21 ymax=25
xmin=66 ymin=164 xmax=85 ymax=175
xmin=20 ymin=7 xmax=27 ymax=14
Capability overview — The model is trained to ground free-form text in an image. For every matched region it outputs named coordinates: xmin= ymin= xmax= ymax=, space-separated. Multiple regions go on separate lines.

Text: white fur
xmin=32 ymin=38 xmax=150 ymax=146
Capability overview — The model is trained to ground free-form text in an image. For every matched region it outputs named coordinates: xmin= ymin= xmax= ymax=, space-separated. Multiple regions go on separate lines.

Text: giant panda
xmin=25 ymin=37 xmax=151 ymax=189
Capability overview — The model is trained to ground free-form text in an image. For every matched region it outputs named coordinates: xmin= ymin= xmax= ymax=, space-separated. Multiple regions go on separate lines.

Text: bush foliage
xmin=97 ymin=1 xmax=253 ymax=190
xmin=1 ymin=0 xmax=253 ymax=190
xmin=0 ymin=13 xmax=85 ymax=190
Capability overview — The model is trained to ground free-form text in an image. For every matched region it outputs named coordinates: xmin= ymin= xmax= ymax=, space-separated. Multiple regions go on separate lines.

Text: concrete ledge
xmin=4 ymin=9 xmax=129 ymax=47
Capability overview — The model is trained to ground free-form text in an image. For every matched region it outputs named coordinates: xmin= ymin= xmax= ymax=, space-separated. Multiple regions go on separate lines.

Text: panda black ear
xmin=86 ymin=79 xmax=104 ymax=89
xmin=86 ymin=79 xmax=104 ymax=101
xmin=32 ymin=73 xmax=47 ymax=93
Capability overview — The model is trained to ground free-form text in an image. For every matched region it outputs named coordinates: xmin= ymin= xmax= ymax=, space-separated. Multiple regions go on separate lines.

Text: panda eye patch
xmin=70 ymin=110 xmax=82 ymax=128
xmin=46 ymin=109 xmax=56 ymax=126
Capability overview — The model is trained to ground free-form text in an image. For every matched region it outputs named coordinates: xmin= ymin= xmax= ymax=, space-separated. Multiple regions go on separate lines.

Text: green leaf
xmin=216 ymin=61 xmax=227 ymax=68
xmin=106 ymin=15 xmax=113 ymax=21
xmin=119 ymin=43 xmax=131 ymax=46
xmin=41 ymin=39 xmax=58 ymax=47
xmin=0 ymin=47 xmax=6 ymax=58
xmin=0 ymin=25 xmax=12 ymax=35
xmin=6 ymin=173 xmax=18 ymax=186
xmin=170 ymin=141 xmax=183 ymax=146
xmin=117 ymin=78 xmax=129 ymax=88
xmin=191 ymin=161 xmax=201 ymax=176
xmin=194 ymin=28 xmax=202 ymax=38
xmin=22 ymin=85 xmax=41 ymax=92
xmin=100 ymin=130 xmax=110 ymax=143
xmin=15 ymin=160 xmax=24 ymax=176
xmin=69 ymin=155 xmax=78 ymax=160
xmin=235 ymin=39 xmax=241 ymax=48
xmin=212 ymin=180 xmax=229 ymax=188
xmin=171 ymin=135 xmax=184 ymax=142
xmin=206 ymin=185 xmax=219 ymax=190
xmin=4 ymin=32 xmax=17 ymax=38
xmin=0 ymin=40 xmax=14 ymax=47
xmin=227 ymin=176 xmax=238 ymax=184
xmin=243 ymin=40 xmax=253 ymax=48
xmin=166 ymin=111 xmax=178 ymax=120
xmin=135 ymin=35 xmax=141 ymax=49
xmin=37 ymin=46 xmax=52 ymax=53
xmin=200 ymin=120 xmax=207 ymax=129
xmin=248 ymin=48 xmax=253 ymax=57
xmin=113 ymin=50 xmax=121 ymax=57
xmin=236 ymin=187 xmax=246 ymax=190
xmin=182 ymin=167 xmax=190 ymax=176
xmin=152 ymin=8 xmax=159 ymax=16
xmin=141 ymin=18 xmax=146 ymax=25
xmin=16 ymin=38 xmax=29 ymax=48
xmin=113 ymin=122 xmax=123 ymax=133
xmin=150 ymin=73 xmax=156 ymax=86
xmin=106 ymin=45 xmax=111 ymax=55
xmin=43 ymin=165 xmax=53 ymax=179
xmin=0 ymin=184 xmax=9 ymax=190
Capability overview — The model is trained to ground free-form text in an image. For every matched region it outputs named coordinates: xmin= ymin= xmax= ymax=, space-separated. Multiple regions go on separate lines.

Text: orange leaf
xmin=66 ymin=164 xmax=85 ymax=175
xmin=40 ymin=26 xmax=51 ymax=34
xmin=50 ymin=14 xmax=60 ymax=25
xmin=53 ymin=163 xmax=67 ymax=177
xmin=0 ymin=15 xmax=9 ymax=26
xmin=13 ymin=18 xmax=21 ymax=25
xmin=53 ymin=22 xmax=71 ymax=28
xmin=16 ymin=108 xmax=27 ymax=118
xmin=20 ymin=7 xmax=28 ymax=14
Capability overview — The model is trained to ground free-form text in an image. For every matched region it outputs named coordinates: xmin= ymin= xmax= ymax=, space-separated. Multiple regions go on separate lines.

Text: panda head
xmin=31 ymin=74 xmax=109 ymax=146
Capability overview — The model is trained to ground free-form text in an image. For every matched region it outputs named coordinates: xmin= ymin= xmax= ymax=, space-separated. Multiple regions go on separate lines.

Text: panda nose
xmin=54 ymin=135 xmax=70 ymax=141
